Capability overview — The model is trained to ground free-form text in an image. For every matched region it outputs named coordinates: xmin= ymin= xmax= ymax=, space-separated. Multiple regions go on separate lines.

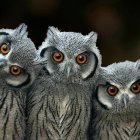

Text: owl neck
xmin=40 ymin=65 xmax=98 ymax=87
xmin=93 ymin=98 xmax=140 ymax=123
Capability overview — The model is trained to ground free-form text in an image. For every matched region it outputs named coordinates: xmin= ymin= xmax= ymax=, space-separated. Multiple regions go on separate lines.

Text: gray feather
xmin=90 ymin=60 xmax=140 ymax=140
xmin=27 ymin=27 xmax=101 ymax=140
xmin=0 ymin=24 xmax=38 ymax=140
xmin=13 ymin=23 xmax=28 ymax=39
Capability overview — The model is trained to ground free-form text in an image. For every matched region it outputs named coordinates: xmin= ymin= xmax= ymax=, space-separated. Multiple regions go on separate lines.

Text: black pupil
xmin=133 ymin=85 xmax=139 ymax=91
xmin=109 ymin=87 xmax=116 ymax=93
xmin=78 ymin=55 xmax=84 ymax=61
xmin=55 ymin=53 xmax=61 ymax=59
xmin=2 ymin=45 xmax=8 ymax=51
xmin=13 ymin=67 xmax=18 ymax=72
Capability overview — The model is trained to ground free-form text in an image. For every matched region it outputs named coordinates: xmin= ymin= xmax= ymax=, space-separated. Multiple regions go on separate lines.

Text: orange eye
xmin=130 ymin=83 xmax=140 ymax=94
xmin=107 ymin=85 xmax=118 ymax=96
xmin=10 ymin=65 xmax=22 ymax=76
xmin=52 ymin=50 xmax=64 ymax=63
xmin=76 ymin=53 xmax=87 ymax=65
xmin=0 ymin=44 xmax=10 ymax=55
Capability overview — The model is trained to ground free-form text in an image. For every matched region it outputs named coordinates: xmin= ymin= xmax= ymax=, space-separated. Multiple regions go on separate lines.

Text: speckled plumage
xmin=27 ymin=27 xmax=101 ymax=140
xmin=90 ymin=61 xmax=140 ymax=140
xmin=0 ymin=24 xmax=38 ymax=140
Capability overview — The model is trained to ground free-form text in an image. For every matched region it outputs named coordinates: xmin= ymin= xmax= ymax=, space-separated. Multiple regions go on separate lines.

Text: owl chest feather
xmin=0 ymin=87 xmax=26 ymax=140
xmin=91 ymin=112 xmax=140 ymax=140
xmin=59 ymin=95 xmax=71 ymax=124
xmin=27 ymin=81 xmax=92 ymax=140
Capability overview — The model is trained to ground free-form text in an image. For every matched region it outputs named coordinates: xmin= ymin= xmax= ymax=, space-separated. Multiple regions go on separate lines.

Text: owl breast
xmin=27 ymin=79 xmax=92 ymax=140
xmin=59 ymin=95 xmax=71 ymax=124
xmin=91 ymin=111 xmax=140 ymax=140
xmin=0 ymin=87 xmax=26 ymax=140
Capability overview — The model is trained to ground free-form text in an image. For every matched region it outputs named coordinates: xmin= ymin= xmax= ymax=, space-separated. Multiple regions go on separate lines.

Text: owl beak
xmin=121 ymin=94 xmax=129 ymax=108
xmin=67 ymin=66 xmax=71 ymax=78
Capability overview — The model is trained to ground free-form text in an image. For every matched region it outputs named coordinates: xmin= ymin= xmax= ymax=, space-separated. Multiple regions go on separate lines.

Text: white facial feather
xmin=39 ymin=26 xmax=102 ymax=81
xmin=98 ymin=87 xmax=113 ymax=109
xmin=97 ymin=61 xmax=140 ymax=111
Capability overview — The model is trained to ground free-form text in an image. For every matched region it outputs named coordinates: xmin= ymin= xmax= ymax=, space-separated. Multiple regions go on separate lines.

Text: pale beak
xmin=67 ymin=66 xmax=71 ymax=78
xmin=121 ymin=94 xmax=129 ymax=108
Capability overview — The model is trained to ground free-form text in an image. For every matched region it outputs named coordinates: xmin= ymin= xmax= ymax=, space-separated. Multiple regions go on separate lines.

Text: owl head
xmin=96 ymin=60 xmax=140 ymax=114
xmin=0 ymin=23 xmax=38 ymax=89
xmin=38 ymin=27 xmax=101 ymax=82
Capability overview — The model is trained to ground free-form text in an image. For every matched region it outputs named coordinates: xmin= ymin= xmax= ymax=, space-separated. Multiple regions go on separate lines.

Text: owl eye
xmin=10 ymin=65 xmax=22 ymax=76
xmin=76 ymin=53 xmax=87 ymax=65
xmin=107 ymin=85 xmax=118 ymax=96
xmin=130 ymin=83 xmax=140 ymax=94
xmin=52 ymin=50 xmax=64 ymax=63
xmin=0 ymin=43 xmax=10 ymax=55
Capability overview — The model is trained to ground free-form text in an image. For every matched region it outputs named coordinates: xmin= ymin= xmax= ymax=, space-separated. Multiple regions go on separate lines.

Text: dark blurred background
xmin=1 ymin=0 xmax=140 ymax=66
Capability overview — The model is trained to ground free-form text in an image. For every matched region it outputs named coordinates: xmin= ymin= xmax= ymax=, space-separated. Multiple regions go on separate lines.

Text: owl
xmin=26 ymin=27 xmax=102 ymax=140
xmin=90 ymin=60 xmax=140 ymax=140
xmin=0 ymin=23 xmax=38 ymax=140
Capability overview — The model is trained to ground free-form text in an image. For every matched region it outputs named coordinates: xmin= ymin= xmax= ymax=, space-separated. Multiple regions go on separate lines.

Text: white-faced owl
xmin=90 ymin=61 xmax=140 ymax=140
xmin=0 ymin=23 xmax=38 ymax=140
xmin=27 ymin=27 xmax=101 ymax=140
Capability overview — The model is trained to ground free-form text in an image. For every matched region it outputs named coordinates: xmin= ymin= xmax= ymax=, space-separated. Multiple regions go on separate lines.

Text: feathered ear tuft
xmin=47 ymin=26 xmax=60 ymax=38
xmin=14 ymin=23 xmax=28 ymax=38
xmin=99 ymin=67 xmax=113 ymax=76
xmin=46 ymin=26 xmax=60 ymax=44
xmin=85 ymin=31 xmax=98 ymax=44
xmin=135 ymin=59 xmax=140 ymax=69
